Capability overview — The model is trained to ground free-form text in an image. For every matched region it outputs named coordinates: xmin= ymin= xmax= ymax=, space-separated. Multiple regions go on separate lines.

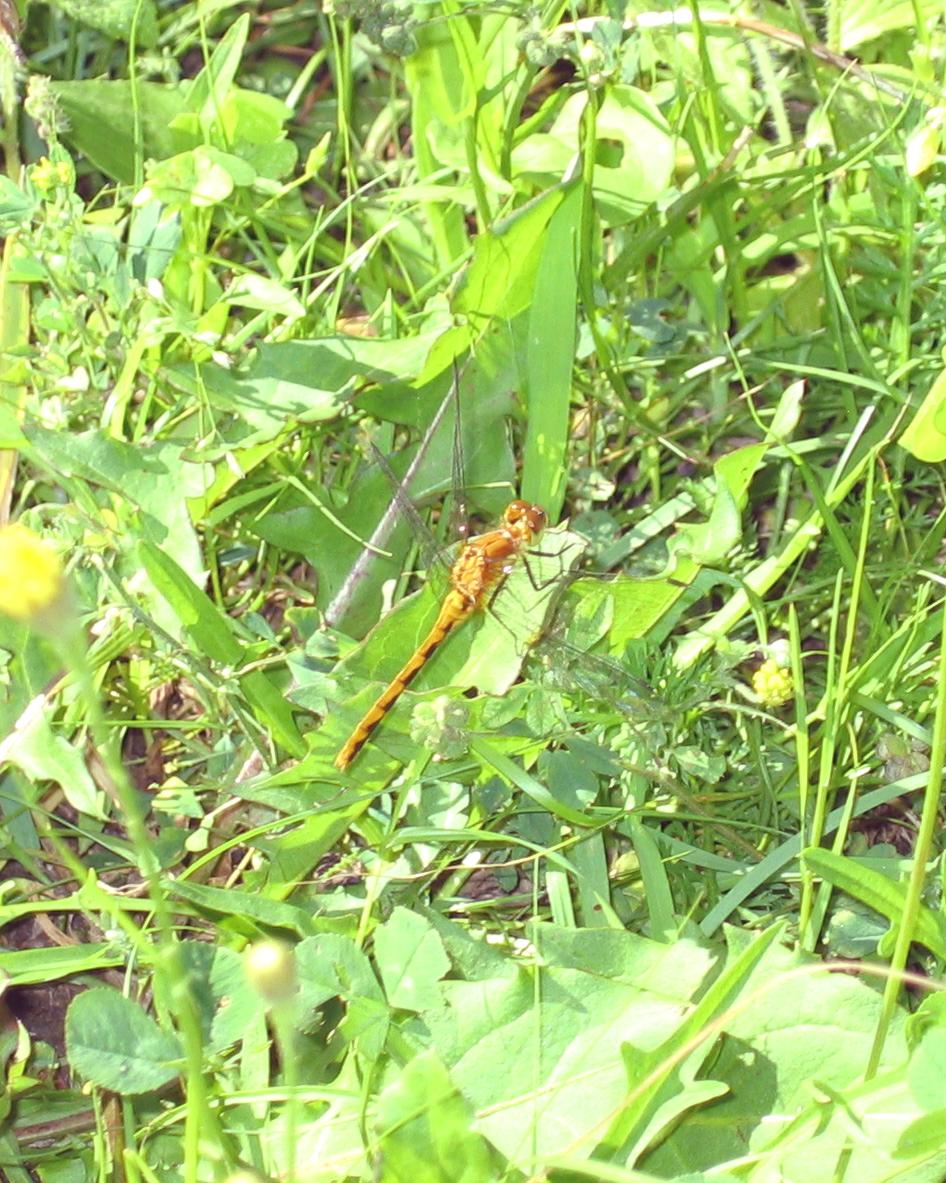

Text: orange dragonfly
xmin=334 ymin=499 xmax=550 ymax=770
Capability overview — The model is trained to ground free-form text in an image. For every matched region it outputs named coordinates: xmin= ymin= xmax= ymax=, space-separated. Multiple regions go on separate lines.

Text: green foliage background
xmin=2 ymin=0 xmax=946 ymax=1179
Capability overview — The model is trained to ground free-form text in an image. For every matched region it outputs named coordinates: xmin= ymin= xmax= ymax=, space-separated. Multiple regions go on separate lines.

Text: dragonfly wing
xmin=447 ymin=524 xmax=588 ymax=696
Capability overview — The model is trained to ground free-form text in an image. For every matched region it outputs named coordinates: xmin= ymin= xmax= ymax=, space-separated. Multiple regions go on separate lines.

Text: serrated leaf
xmin=66 ymin=988 xmax=181 ymax=1094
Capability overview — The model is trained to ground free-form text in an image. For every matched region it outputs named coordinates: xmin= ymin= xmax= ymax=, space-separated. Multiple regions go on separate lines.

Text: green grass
xmin=3 ymin=0 xmax=946 ymax=1180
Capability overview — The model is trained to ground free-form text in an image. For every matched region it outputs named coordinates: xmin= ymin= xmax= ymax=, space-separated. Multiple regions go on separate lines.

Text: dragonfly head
xmin=504 ymin=500 xmax=548 ymax=540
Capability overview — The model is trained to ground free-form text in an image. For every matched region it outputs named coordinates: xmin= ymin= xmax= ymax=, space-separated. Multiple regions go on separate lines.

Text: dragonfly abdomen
xmin=333 ymin=590 xmax=474 ymax=770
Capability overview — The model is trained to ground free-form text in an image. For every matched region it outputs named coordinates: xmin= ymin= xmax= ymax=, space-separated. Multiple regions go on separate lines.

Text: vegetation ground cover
xmin=2 ymin=0 xmax=946 ymax=1179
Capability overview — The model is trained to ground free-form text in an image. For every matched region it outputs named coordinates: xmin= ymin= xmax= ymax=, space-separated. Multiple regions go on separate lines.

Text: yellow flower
xmin=30 ymin=157 xmax=57 ymax=193
xmin=752 ymin=657 xmax=793 ymax=708
xmin=30 ymin=156 xmax=73 ymax=194
xmin=0 ymin=523 xmax=64 ymax=620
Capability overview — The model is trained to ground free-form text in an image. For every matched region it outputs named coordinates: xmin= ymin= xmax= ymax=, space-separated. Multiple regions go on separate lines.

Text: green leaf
xmin=895 ymin=1108 xmax=946 ymax=1159
xmin=375 ymin=1052 xmax=497 ymax=1183
xmin=375 ymin=908 xmax=450 ymax=1012
xmin=200 ymin=335 xmax=437 ymax=442
xmin=907 ymin=1028 xmax=946 ymax=1110
xmin=644 ymin=934 xmax=911 ymax=1174
xmin=0 ymin=698 xmax=104 ymax=819
xmin=169 ymin=879 xmax=316 ymax=939
xmin=804 ymin=847 xmax=946 ymax=960
xmin=152 ymin=942 xmax=258 ymax=1054
xmin=25 ymin=428 xmax=205 ymax=586
xmin=839 ymin=0 xmax=944 ymax=52
xmin=521 ymin=181 xmax=582 ymax=521
xmin=899 ymin=366 xmax=946 ymax=462
xmin=512 ymin=87 xmax=674 ymax=225
xmin=138 ymin=540 xmax=239 ymax=666
xmin=674 ymin=443 xmax=768 ymax=565
xmin=224 ymin=273 xmax=304 ymax=319
xmin=0 ymin=175 xmax=37 ymax=232
xmin=414 ymin=922 xmax=718 ymax=1169
xmin=186 ymin=13 xmax=250 ymax=134
xmin=295 ymin=934 xmax=388 ymax=1061
xmin=602 ymin=924 xmax=785 ymax=1164
xmin=53 ymin=81 xmax=187 ymax=183
xmin=51 ymin=0 xmax=158 ymax=45
xmin=66 ymin=988 xmax=181 ymax=1095
xmin=0 ymin=943 xmax=124 ymax=987
xmin=454 ymin=185 xmax=565 ymax=324
xmin=560 ymin=569 xmax=691 ymax=653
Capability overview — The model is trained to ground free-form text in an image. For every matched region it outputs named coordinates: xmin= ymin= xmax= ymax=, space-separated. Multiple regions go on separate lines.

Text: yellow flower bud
xmin=751 ymin=657 xmax=793 ymax=708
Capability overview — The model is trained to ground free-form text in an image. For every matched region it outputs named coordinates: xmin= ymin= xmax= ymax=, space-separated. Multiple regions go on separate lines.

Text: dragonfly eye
xmin=505 ymin=500 xmax=548 ymax=535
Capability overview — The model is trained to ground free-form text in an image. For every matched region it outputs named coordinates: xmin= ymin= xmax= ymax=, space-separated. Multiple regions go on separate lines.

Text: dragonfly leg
xmin=520 ymin=549 xmax=571 ymax=593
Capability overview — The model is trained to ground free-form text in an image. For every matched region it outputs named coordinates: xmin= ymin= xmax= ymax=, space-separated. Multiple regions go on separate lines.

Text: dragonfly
xmin=326 ymin=371 xmax=688 ymax=770
xmin=334 ymin=498 xmax=548 ymax=770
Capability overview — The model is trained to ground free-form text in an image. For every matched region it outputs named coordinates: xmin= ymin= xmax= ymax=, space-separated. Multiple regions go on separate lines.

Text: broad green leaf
xmin=375 ymin=1052 xmax=497 ymax=1183
xmin=151 ymin=942 xmax=258 ymax=1054
xmin=512 ymin=87 xmax=674 ymax=225
xmin=907 ymin=1028 xmax=946 ymax=1110
xmin=449 ymin=964 xmax=692 ymax=1167
xmin=219 ymin=88 xmax=292 ymax=145
xmin=138 ymin=540 xmax=239 ymax=666
xmin=375 ymin=908 xmax=450 ymax=1012
xmin=645 ymin=936 xmax=912 ymax=1175
xmin=200 ymin=334 xmax=438 ymax=443
xmin=414 ymin=923 xmax=716 ymax=1169
xmin=895 ymin=1108 xmax=946 ymax=1159
xmin=603 ymin=924 xmax=785 ymax=1164
xmin=53 ymin=81 xmax=187 ymax=183
xmin=839 ymin=0 xmax=944 ymax=51
xmin=0 ymin=624 xmax=61 ymax=736
xmin=24 ymin=428 xmax=205 ymax=585
xmin=66 ymin=988 xmax=181 ymax=1095
xmin=295 ymin=933 xmax=384 ymax=1007
xmin=454 ymin=185 xmax=565 ymax=324
xmin=673 ymin=443 xmax=768 ymax=565
xmin=559 ymin=567 xmax=692 ymax=654
xmin=249 ymin=795 xmax=373 ymax=883
xmin=295 ymin=934 xmax=388 ymax=1061
xmin=283 ymin=1072 xmax=369 ymax=1179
